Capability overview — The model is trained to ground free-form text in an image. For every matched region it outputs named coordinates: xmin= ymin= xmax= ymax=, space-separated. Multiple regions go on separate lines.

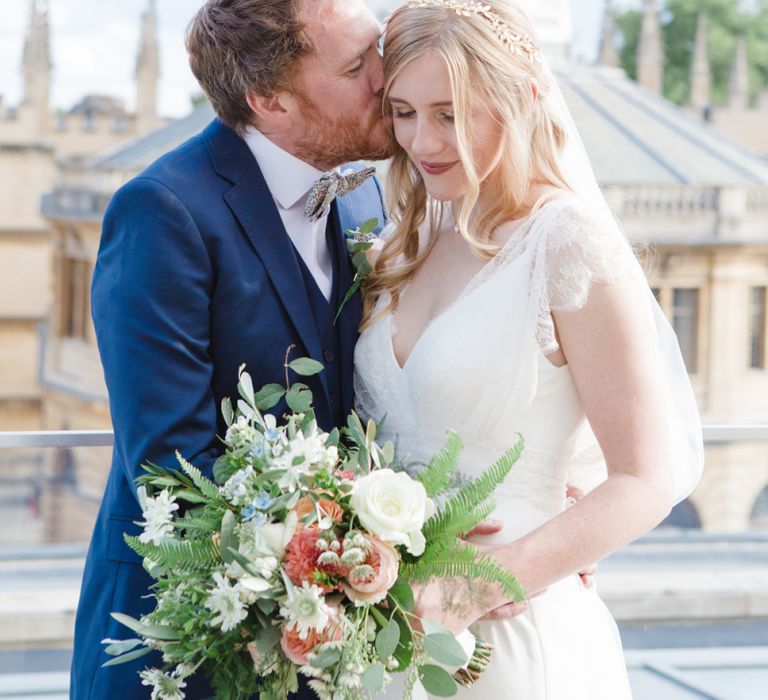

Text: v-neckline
xmin=388 ymin=208 xmax=544 ymax=372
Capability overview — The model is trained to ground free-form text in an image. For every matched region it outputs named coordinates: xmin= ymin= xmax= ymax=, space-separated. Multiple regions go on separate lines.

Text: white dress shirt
xmin=243 ymin=127 xmax=334 ymax=301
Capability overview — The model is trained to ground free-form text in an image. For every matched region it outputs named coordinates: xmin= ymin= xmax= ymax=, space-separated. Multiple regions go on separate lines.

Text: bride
xmin=353 ymin=0 xmax=704 ymax=697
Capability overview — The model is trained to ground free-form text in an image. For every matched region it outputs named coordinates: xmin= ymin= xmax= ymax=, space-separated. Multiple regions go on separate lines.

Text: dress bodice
xmin=354 ymin=197 xmax=703 ymax=536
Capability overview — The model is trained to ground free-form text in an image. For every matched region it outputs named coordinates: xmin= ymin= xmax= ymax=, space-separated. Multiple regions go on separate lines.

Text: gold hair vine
xmin=405 ymin=0 xmax=541 ymax=64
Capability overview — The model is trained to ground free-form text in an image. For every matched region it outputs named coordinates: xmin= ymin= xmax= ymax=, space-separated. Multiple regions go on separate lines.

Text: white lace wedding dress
xmin=354 ymin=196 xmax=700 ymax=699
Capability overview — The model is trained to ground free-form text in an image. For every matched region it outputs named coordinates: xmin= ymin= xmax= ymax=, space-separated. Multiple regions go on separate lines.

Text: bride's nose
xmin=410 ymin=118 xmax=444 ymax=157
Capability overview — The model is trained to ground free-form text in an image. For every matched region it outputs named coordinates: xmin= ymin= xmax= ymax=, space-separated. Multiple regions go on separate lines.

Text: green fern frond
xmin=401 ymin=543 xmax=524 ymax=601
xmin=422 ymin=499 xmax=496 ymax=543
xmin=417 ymin=430 xmax=463 ymax=498
xmin=425 ymin=437 xmax=523 ymax=541
xmin=176 ymin=451 xmax=223 ymax=502
xmin=125 ymin=534 xmax=221 ymax=571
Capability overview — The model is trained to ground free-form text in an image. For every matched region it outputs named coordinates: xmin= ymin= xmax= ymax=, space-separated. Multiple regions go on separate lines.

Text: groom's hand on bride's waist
xmin=464 ymin=518 xmax=504 ymax=537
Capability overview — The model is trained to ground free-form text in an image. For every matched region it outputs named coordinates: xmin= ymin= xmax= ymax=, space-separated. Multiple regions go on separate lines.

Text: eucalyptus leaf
xmin=310 ymin=646 xmax=342 ymax=668
xmin=253 ymin=624 xmax=281 ymax=654
xmin=253 ymin=383 xmax=286 ymax=411
xmin=358 ymin=217 xmax=379 ymax=235
xmin=391 ymin=615 xmax=414 ymax=672
xmin=221 ymin=397 xmax=234 ymax=427
xmin=237 ymin=399 xmax=255 ymax=420
xmin=388 ymin=579 xmax=415 ymax=612
xmin=287 ymin=358 xmax=325 ymax=377
xmin=423 ymin=633 xmax=468 ymax=667
xmin=101 ymin=645 xmax=153 ymax=667
xmin=103 ymin=638 xmax=144 ymax=656
xmin=351 ymin=251 xmax=372 ymax=276
xmin=361 ymin=662 xmax=385 ymax=692
xmin=256 ymin=598 xmax=277 ymax=615
xmin=418 ymin=665 xmax=458 ymax=697
xmin=375 ymin=619 xmax=400 ymax=661
xmin=422 ymin=620 xmax=451 ymax=637
xmin=286 ymin=386 xmax=313 ymax=413
xmin=220 ymin=510 xmax=238 ymax=565
xmin=326 ymin=427 xmax=340 ymax=447
xmin=110 ymin=613 xmax=181 ymax=641
xmin=238 ymin=371 xmax=256 ymax=406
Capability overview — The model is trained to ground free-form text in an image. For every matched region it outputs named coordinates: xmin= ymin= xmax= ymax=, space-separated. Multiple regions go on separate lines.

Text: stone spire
xmin=729 ymin=36 xmax=750 ymax=111
xmin=21 ymin=0 xmax=52 ymax=132
xmin=689 ymin=14 xmax=711 ymax=116
xmin=597 ymin=1 xmax=620 ymax=68
xmin=636 ymin=0 xmax=665 ymax=94
xmin=135 ymin=0 xmax=160 ymax=134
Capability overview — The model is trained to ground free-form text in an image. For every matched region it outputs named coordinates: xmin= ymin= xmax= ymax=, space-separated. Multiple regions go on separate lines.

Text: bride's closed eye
xmin=393 ymin=110 xmax=416 ymax=119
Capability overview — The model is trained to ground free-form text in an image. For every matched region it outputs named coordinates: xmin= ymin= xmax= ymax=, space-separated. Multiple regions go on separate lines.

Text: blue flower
xmin=241 ymin=507 xmax=268 ymax=527
xmin=253 ymin=491 xmax=272 ymax=510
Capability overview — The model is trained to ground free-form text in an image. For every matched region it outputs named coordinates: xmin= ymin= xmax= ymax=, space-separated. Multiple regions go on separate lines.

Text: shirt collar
xmin=243 ymin=126 xmax=327 ymax=210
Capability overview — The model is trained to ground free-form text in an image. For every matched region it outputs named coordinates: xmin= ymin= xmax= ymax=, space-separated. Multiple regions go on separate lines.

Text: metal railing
xmin=1 ymin=425 xmax=766 ymax=449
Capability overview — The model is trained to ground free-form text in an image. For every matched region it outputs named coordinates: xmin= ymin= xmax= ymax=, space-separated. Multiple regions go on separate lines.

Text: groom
xmin=70 ymin=0 xmax=393 ymax=697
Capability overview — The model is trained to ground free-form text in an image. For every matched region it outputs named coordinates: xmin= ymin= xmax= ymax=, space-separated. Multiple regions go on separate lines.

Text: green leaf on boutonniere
xmin=358 ymin=217 xmax=379 ymax=235
xmin=334 ymin=217 xmax=380 ymax=325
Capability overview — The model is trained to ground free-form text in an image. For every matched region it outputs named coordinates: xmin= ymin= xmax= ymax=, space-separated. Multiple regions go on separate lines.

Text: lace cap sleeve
xmin=535 ymin=199 xmax=636 ymax=353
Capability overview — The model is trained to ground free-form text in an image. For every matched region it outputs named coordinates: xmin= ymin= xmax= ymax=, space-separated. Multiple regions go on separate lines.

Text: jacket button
xmin=323 ymin=349 xmax=335 ymax=363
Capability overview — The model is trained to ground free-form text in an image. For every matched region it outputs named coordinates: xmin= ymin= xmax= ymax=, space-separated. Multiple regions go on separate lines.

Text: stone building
xmin=28 ymin=0 xmax=768 ymax=542
xmin=0 ymin=0 xmax=162 ymax=433
xmin=0 ymin=0 xmax=163 ymax=545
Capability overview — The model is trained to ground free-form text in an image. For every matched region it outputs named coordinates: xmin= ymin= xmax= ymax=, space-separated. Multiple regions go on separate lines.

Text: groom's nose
xmin=369 ymin=52 xmax=385 ymax=96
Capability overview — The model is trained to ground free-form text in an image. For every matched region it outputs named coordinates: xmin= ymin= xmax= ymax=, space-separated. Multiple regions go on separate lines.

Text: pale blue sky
xmin=0 ymin=0 xmax=636 ymax=118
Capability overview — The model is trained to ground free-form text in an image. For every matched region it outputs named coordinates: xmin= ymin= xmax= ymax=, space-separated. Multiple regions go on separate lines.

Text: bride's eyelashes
xmin=392 ymin=110 xmax=455 ymax=123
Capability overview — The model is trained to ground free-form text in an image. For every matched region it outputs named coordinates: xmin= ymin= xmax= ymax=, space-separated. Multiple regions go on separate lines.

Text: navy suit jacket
xmin=71 ymin=118 xmax=385 ymax=699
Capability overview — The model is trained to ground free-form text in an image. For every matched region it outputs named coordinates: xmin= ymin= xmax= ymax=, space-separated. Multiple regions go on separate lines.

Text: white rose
xmin=350 ymin=469 xmax=435 ymax=555
xmin=260 ymin=511 xmax=299 ymax=558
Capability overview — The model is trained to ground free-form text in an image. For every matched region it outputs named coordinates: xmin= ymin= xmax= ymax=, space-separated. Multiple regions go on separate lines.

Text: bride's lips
xmin=420 ymin=160 xmax=458 ymax=176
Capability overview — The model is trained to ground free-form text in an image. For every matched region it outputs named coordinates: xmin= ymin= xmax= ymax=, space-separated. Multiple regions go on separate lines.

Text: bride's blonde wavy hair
xmin=362 ymin=0 xmax=573 ymax=328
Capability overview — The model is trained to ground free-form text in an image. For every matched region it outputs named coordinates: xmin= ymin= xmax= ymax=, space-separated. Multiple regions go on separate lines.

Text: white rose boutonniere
xmin=350 ymin=468 xmax=435 ymax=555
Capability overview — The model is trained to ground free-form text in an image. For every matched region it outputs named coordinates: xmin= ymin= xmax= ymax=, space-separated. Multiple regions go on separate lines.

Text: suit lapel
xmin=203 ymin=120 xmax=330 ymax=406
xmin=332 ymin=199 xmax=363 ymax=414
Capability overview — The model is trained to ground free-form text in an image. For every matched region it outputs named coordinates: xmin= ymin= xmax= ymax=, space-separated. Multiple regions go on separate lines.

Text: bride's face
xmin=388 ymin=51 xmax=504 ymax=202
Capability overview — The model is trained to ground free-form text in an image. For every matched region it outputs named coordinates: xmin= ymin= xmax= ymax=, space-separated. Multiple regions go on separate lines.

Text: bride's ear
xmin=246 ymin=91 xmax=294 ymax=131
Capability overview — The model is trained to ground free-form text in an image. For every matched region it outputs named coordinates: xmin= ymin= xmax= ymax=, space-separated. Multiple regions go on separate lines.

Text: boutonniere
xmin=334 ymin=217 xmax=380 ymax=324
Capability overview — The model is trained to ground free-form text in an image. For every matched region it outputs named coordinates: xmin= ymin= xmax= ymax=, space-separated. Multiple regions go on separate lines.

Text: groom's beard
xmin=293 ymin=94 xmax=396 ymax=170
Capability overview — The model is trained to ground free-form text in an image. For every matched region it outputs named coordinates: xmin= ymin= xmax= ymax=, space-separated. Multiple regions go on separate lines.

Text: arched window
xmin=658 ymin=498 xmax=702 ymax=529
xmin=750 ymin=486 xmax=768 ymax=529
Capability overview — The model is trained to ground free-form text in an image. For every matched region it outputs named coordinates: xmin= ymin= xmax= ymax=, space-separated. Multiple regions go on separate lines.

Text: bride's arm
xmin=411 ymin=272 xmax=679 ymax=632
xmin=492 ymin=273 xmax=677 ymax=599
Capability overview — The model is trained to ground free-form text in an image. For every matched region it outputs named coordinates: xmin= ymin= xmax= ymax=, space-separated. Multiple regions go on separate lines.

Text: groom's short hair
xmin=186 ymin=0 xmax=315 ymax=134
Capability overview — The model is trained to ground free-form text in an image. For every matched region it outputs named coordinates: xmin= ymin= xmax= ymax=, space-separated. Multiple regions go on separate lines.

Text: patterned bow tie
xmin=304 ymin=166 xmax=376 ymax=222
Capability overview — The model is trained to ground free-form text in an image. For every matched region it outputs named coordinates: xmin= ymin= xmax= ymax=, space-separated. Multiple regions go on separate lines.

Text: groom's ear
xmin=246 ymin=91 xmax=295 ymax=131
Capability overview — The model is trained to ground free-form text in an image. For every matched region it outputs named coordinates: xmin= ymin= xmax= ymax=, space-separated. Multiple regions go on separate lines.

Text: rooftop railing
xmin=1 ymin=424 xmax=766 ymax=449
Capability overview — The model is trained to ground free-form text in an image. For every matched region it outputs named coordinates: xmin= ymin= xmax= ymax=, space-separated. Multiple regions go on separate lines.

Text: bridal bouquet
xmin=102 ymin=354 xmax=524 ymax=700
